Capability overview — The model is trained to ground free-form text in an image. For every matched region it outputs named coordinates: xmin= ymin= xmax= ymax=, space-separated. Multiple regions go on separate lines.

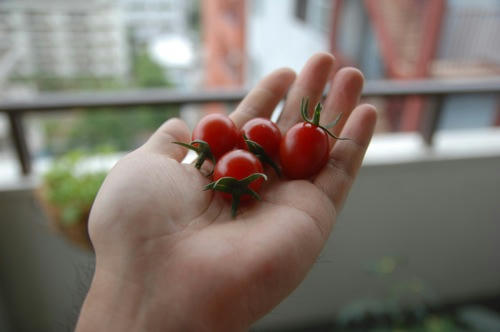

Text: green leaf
xmin=61 ymin=206 xmax=81 ymax=226
xmin=243 ymin=188 xmax=261 ymax=201
xmin=324 ymin=112 xmax=343 ymax=128
xmin=174 ymin=139 xmax=215 ymax=173
xmin=318 ymin=125 xmax=351 ymax=140
xmin=312 ymin=101 xmax=322 ymax=126
xmin=204 ymin=173 xmax=268 ymax=218
xmin=300 ymin=97 xmax=311 ymax=122
xmin=240 ymin=173 xmax=268 ymax=186
xmin=42 ymin=149 xmax=109 ymax=230
xmin=243 ymin=138 xmax=281 ymax=176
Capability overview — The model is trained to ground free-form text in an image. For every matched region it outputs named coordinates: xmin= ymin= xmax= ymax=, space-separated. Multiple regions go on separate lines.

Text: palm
xmin=88 ymin=53 xmax=376 ymax=329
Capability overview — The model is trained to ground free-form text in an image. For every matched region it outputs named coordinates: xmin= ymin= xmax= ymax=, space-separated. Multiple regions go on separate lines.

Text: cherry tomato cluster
xmin=174 ymin=97 xmax=347 ymax=217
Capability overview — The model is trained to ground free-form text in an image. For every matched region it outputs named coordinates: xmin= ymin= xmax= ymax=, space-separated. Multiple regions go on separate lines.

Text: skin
xmin=76 ymin=53 xmax=377 ymax=332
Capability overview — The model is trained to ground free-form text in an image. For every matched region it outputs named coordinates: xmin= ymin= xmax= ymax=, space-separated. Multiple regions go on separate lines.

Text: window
xmin=295 ymin=0 xmax=308 ymax=22
xmin=294 ymin=0 xmax=331 ymax=33
xmin=309 ymin=0 xmax=331 ymax=33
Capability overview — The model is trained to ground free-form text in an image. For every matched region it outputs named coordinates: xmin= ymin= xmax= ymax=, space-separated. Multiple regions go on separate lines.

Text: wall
xmin=257 ymin=152 xmax=500 ymax=329
xmin=247 ymin=0 xmax=329 ymax=86
xmin=0 ymin=189 xmax=93 ymax=332
xmin=0 ymin=132 xmax=499 ymax=331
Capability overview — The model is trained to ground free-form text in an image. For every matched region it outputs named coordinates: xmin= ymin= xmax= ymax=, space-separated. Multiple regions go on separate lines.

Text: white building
xmin=119 ymin=0 xmax=195 ymax=44
xmin=0 ymin=0 xmax=129 ymax=79
xmin=118 ymin=0 xmax=201 ymax=89
xmin=247 ymin=0 xmax=331 ymax=86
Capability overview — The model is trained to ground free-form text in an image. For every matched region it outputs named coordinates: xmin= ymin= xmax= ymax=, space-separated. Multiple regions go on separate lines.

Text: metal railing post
xmin=420 ymin=95 xmax=444 ymax=146
xmin=0 ymin=79 xmax=497 ymax=174
xmin=7 ymin=112 xmax=31 ymax=175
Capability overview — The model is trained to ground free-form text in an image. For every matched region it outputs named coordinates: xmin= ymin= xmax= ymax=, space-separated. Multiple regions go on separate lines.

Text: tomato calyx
xmin=173 ymin=139 xmax=216 ymax=175
xmin=300 ymin=97 xmax=350 ymax=141
xmin=243 ymin=134 xmax=281 ymax=177
xmin=204 ymin=172 xmax=268 ymax=218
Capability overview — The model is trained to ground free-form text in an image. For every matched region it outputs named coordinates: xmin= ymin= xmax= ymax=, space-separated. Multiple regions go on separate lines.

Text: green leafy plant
xmin=39 ymin=48 xmax=179 ymax=157
xmin=42 ymin=148 xmax=110 ymax=227
xmin=334 ymin=256 xmax=500 ymax=331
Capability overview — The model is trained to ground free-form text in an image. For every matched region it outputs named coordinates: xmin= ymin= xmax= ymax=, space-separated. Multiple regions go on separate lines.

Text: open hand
xmin=76 ymin=53 xmax=377 ymax=332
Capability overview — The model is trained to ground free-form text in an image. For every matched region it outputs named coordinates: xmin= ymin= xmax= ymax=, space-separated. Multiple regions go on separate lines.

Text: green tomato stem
xmin=299 ymin=96 xmax=351 ymax=141
xmin=243 ymin=135 xmax=281 ymax=177
xmin=231 ymin=194 xmax=240 ymax=218
xmin=173 ymin=140 xmax=215 ymax=175
xmin=204 ymin=173 xmax=267 ymax=218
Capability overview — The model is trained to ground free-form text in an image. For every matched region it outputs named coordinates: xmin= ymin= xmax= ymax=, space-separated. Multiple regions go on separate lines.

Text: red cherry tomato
xmin=213 ymin=149 xmax=264 ymax=202
xmin=235 ymin=131 xmax=247 ymax=150
xmin=241 ymin=118 xmax=282 ymax=157
xmin=192 ymin=113 xmax=239 ymax=159
xmin=279 ymin=122 xmax=330 ymax=179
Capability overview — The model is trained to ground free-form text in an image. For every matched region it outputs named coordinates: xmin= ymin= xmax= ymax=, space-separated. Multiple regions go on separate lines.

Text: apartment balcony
xmin=0 ymin=79 xmax=499 ymax=331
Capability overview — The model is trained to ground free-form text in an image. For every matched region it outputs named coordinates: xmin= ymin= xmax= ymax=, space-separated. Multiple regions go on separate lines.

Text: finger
xmin=313 ymin=104 xmax=377 ymax=208
xmin=230 ymin=68 xmax=296 ymax=128
xmin=142 ymin=118 xmax=191 ymax=161
xmin=277 ymin=52 xmax=335 ymax=132
xmin=322 ymin=67 xmax=364 ymax=146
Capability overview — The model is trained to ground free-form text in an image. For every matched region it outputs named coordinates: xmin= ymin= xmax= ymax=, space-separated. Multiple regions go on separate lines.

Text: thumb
xmin=142 ymin=118 xmax=191 ymax=161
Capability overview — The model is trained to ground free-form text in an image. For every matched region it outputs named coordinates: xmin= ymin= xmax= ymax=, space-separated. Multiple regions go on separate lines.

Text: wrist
xmin=75 ymin=267 xmax=146 ymax=332
xmin=75 ymin=264 xmax=248 ymax=332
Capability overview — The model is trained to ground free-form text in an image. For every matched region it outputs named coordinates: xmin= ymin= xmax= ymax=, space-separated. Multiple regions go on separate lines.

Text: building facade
xmin=119 ymin=0 xmax=196 ymax=44
xmin=0 ymin=0 xmax=129 ymax=79
xmin=247 ymin=0 xmax=500 ymax=131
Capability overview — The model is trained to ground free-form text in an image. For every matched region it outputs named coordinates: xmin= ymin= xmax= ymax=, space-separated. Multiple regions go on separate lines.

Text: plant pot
xmin=35 ymin=186 xmax=93 ymax=251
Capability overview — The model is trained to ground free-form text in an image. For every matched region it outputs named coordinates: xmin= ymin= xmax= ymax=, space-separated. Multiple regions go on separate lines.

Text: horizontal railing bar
xmin=362 ymin=77 xmax=500 ymax=96
xmin=0 ymin=89 xmax=249 ymax=113
xmin=0 ymin=78 xmax=499 ymax=113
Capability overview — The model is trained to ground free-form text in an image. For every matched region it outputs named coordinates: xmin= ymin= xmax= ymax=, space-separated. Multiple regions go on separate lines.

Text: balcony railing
xmin=1 ymin=78 xmax=500 ymax=175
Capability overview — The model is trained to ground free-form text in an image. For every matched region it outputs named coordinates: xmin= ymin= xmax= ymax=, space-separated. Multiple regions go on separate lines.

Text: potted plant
xmin=37 ymin=149 xmax=111 ymax=250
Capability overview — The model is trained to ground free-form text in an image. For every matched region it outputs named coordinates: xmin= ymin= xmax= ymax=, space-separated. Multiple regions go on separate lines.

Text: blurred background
xmin=0 ymin=0 xmax=499 ymax=331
